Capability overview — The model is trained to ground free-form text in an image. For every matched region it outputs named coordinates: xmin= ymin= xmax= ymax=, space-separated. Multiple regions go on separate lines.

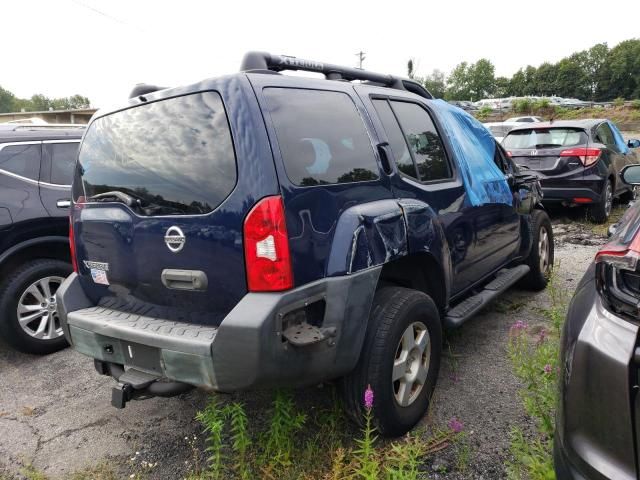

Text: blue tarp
xmin=433 ymin=100 xmax=512 ymax=206
xmin=608 ymin=121 xmax=630 ymax=154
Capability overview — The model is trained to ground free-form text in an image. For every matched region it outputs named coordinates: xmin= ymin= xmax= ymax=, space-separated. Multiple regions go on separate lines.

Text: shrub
xmin=513 ymin=98 xmax=532 ymax=114
xmin=476 ymin=105 xmax=492 ymax=120
xmin=613 ymin=97 xmax=625 ymax=107
xmin=631 ymin=99 xmax=640 ymax=110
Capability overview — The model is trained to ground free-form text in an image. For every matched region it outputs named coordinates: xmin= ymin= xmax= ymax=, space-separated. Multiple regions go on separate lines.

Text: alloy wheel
xmin=392 ymin=321 xmax=431 ymax=407
xmin=17 ymin=276 xmax=65 ymax=340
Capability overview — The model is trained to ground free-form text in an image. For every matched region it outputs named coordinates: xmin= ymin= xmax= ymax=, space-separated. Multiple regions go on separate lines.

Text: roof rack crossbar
xmin=240 ymin=51 xmax=433 ymax=100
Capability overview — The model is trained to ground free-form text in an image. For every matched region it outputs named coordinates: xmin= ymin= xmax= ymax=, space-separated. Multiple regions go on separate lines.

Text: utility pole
xmin=355 ymin=51 xmax=366 ymax=69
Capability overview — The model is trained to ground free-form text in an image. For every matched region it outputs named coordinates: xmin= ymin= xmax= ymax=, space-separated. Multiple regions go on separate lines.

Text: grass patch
xmin=506 ymin=271 xmax=568 ymax=479
xmin=589 ymin=204 xmax=627 ymax=237
xmin=190 ymin=388 xmax=463 ymax=479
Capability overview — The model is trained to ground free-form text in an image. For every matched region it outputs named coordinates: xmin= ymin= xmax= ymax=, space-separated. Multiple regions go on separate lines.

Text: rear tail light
xmin=596 ymin=234 xmax=640 ymax=319
xmin=560 ymin=147 xmax=601 ymax=167
xmin=69 ymin=215 xmax=78 ymax=273
xmin=572 ymin=197 xmax=593 ymax=204
xmin=243 ymin=195 xmax=293 ymax=292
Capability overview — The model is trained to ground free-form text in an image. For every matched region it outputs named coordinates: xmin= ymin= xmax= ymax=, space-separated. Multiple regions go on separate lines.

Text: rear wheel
xmin=589 ymin=180 xmax=613 ymax=223
xmin=341 ymin=286 xmax=442 ymax=437
xmin=520 ymin=210 xmax=554 ymax=291
xmin=0 ymin=259 xmax=71 ymax=354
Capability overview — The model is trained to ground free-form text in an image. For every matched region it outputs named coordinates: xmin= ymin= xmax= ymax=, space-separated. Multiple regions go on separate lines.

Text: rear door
xmin=73 ymin=80 xmax=278 ymax=327
xmin=359 ymin=90 xmax=519 ymax=294
xmin=594 ymin=122 xmax=630 ymax=194
xmin=39 ymin=140 xmax=78 ymax=216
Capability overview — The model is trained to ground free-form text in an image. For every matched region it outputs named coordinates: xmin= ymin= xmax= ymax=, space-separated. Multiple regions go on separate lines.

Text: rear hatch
xmin=503 ymin=127 xmax=590 ymax=177
xmin=71 ymin=88 xmax=276 ymax=326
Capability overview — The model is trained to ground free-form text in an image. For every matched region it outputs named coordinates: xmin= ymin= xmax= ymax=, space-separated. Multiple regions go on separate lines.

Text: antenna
xmin=355 ymin=51 xmax=366 ymax=70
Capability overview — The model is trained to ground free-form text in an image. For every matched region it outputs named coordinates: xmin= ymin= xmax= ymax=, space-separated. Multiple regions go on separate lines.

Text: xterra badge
xmin=84 ymin=261 xmax=110 ymax=285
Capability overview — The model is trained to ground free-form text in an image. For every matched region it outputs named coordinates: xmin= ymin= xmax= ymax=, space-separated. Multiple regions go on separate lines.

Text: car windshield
xmin=503 ymin=127 xmax=587 ymax=149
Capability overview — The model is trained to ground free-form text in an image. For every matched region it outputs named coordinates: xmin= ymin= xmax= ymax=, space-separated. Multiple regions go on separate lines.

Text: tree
xmin=494 ymin=76 xmax=511 ymax=98
xmin=584 ymin=43 xmax=608 ymax=99
xmin=446 ymin=62 xmax=472 ymax=100
xmin=534 ymin=62 xmax=559 ymax=96
xmin=556 ymin=57 xmax=589 ymax=99
xmin=29 ymin=94 xmax=52 ymax=111
xmin=422 ymin=69 xmax=446 ymax=99
xmin=0 ymin=86 xmax=17 ymax=113
xmin=468 ymin=58 xmax=496 ymax=100
xmin=596 ymin=39 xmax=640 ymax=100
xmin=508 ymin=69 xmax=527 ymax=97
xmin=522 ymin=66 xmax=538 ymax=96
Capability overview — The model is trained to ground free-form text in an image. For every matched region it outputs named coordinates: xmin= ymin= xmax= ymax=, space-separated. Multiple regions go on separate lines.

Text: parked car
xmin=555 ymin=164 xmax=640 ymax=479
xmin=57 ymin=52 xmax=552 ymax=436
xmin=448 ymin=100 xmax=476 ymax=111
xmin=505 ymin=116 xmax=544 ymax=123
xmin=503 ymin=119 xmax=639 ymax=222
xmin=483 ymin=121 xmax=523 ymax=143
xmin=0 ymin=125 xmax=83 ymax=353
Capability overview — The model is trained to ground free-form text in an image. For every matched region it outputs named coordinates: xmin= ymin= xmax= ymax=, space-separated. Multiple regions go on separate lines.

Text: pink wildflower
xmin=448 ymin=417 xmax=464 ymax=433
xmin=363 ymin=385 xmax=374 ymax=410
xmin=543 ymin=364 xmax=553 ymax=374
xmin=536 ymin=328 xmax=547 ymax=345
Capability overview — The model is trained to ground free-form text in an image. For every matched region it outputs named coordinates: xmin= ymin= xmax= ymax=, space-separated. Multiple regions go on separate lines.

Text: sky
xmin=3 ymin=0 xmax=639 ymax=109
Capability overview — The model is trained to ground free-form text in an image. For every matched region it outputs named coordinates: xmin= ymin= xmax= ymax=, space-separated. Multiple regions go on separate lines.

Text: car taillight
xmin=69 ymin=215 xmax=78 ymax=273
xmin=243 ymin=195 xmax=293 ymax=292
xmin=595 ymin=234 xmax=640 ymax=319
xmin=560 ymin=147 xmax=601 ymax=167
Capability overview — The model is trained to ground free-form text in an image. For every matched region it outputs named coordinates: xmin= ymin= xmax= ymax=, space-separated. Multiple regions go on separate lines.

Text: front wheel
xmin=519 ymin=209 xmax=554 ymax=291
xmin=341 ymin=287 xmax=442 ymax=437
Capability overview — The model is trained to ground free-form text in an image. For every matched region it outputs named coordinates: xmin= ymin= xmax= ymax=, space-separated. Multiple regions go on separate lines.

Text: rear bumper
xmin=555 ymin=267 xmax=638 ymax=480
xmin=57 ymin=268 xmax=380 ymax=392
xmin=541 ymin=186 xmax=601 ymax=203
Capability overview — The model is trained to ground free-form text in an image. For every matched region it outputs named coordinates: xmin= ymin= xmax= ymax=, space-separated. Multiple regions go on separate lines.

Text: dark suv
xmin=57 ymin=53 xmax=552 ymax=436
xmin=503 ymin=120 xmax=639 ymax=223
xmin=0 ymin=125 xmax=83 ymax=354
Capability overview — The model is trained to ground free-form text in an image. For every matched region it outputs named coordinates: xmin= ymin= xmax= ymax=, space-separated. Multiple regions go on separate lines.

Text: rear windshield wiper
xmin=88 ymin=190 xmax=143 ymax=208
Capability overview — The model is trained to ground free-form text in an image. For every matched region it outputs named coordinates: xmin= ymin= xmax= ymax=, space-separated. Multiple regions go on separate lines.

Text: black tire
xmin=0 ymin=259 xmax=71 ymax=354
xmin=589 ymin=180 xmax=613 ymax=224
xmin=341 ymin=286 xmax=442 ymax=437
xmin=519 ymin=210 xmax=554 ymax=291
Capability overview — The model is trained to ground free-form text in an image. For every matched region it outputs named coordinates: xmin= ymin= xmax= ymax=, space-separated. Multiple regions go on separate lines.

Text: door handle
xmin=161 ymin=269 xmax=208 ymax=291
xmin=56 ymin=199 xmax=71 ymax=208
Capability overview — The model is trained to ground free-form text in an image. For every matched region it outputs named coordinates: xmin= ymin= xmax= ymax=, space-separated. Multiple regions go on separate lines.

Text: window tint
xmin=263 ymin=88 xmax=378 ymax=186
xmin=78 ymin=92 xmax=236 ymax=215
xmin=596 ymin=123 xmax=615 ymax=146
xmin=372 ymin=99 xmax=418 ymax=179
xmin=0 ymin=144 xmax=41 ymax=180
xmin=390 ymin=101 xmax=451 ymax=182
xmin=45 ymin=142 xmax=78 ymax=185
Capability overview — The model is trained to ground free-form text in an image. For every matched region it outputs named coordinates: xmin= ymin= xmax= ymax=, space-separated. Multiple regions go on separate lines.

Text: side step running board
xmin=444 ymin=265 xmax=530 ymax=329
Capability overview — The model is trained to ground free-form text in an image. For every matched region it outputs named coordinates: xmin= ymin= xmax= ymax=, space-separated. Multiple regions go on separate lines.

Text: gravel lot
xmin=0 ymin=216 xmax=608 ymax=479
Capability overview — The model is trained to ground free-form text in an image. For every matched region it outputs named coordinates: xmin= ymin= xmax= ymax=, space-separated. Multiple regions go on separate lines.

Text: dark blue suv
xmin=57 ymin=52 xmax=552 ymax=436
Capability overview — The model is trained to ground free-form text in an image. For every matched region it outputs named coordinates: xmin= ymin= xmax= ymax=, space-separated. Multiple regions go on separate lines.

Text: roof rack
xmin=240 ymin=51 xmax=433 ymax=100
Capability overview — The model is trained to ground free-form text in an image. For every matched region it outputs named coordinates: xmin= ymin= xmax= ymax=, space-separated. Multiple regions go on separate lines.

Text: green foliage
xmin=506 ymin=428 xmax=555 ymax=480
xmin=632 ymin=99 xmax=640 ymax=110
xmin=613 ymin=97 xmax=625 ymax=107
xmin=353 ymin=409 xmax=380 ymax=479
xmin=383 ymin=436 xmax=423 ymax=480
xmin=226 ymin=402 xmax=252 ymax=480
xmin=0 ymin=85 xmax=91 ymax=113
xmin=506 ymin=272 xmax=568 ymax=479
xmin=195 ymin=397 xmax=226 ymax=479
xmin=513 ymin=98 xmax=532 ymax=114
xmin=422 ymin=69 xmax=447 ymax=99
xmin=476 ymin=105 xmax=492 ymax=120
xmin=260 ymin=390 xmax=307 ymax=472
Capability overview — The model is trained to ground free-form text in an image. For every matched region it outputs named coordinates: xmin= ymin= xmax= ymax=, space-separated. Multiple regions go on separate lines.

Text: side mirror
xmin=628 ymin=139 xmax=640 ymax=149
xmin=621 ymin=164 xmax=640 ymax=185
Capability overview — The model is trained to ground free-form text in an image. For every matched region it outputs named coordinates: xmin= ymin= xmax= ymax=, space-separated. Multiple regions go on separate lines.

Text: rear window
xmin=503 ymin=128 xmax=587 ymax=149
xmin=76 ymin=91 xmax=236 ymax=215
xmin=263 ymin=88 xmax=378 ymax=186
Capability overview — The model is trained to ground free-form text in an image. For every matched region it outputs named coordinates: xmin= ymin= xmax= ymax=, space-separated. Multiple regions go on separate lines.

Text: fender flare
xmin=0 ymin=236 xmax=69 ymax=268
